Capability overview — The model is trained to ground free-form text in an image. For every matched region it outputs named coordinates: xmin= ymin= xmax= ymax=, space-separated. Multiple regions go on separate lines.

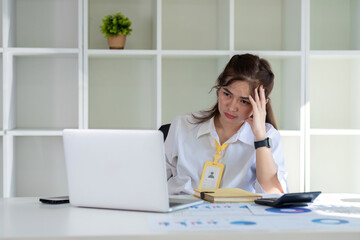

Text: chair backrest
xmin=159 ymin=124 xmax=171 ymax=141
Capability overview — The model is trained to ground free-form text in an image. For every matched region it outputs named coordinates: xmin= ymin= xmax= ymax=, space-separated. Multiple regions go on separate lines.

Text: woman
xmin=165 ymin=54 xmax=288 ymax=195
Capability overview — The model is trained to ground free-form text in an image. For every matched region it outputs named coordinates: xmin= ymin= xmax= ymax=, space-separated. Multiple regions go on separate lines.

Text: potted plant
xmin=100 ymin=12 xmax=132 ymax=49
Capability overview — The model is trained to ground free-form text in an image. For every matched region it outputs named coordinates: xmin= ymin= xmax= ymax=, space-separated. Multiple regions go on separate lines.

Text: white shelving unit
xmin=1 ymin=0 xmax=359 ymax=197
xmin=306 ymin=0 xmax=360 ymax=193
xmin=1 ymin=0 xmax=82 ymax=197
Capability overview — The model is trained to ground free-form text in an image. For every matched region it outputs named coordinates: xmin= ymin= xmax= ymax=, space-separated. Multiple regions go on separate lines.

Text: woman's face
xmin=217 ymin=81 xmax=253 ymax=127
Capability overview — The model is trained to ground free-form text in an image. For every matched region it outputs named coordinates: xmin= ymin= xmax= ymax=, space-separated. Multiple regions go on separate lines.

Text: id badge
xmin=198 ymin=161 xmax=224 ymax=189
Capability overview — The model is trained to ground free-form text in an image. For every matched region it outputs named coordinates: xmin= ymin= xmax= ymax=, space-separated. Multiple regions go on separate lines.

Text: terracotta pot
xmin=107 ymin=35 xmax=127 ymax=49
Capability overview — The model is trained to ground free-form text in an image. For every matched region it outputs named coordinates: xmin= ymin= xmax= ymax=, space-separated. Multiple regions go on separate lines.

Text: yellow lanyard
xmin=198 ymin=140 xmax=230 ymax=189
xmin=214 ymin=140 xmax=229 ymax=163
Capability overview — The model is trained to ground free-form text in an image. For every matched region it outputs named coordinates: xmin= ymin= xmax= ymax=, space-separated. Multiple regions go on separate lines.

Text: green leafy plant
xmin=100 ymin=12 xmax=132 ymax=38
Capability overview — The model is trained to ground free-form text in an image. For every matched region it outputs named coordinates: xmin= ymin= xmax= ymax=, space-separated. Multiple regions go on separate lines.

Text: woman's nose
xmin=228 ymin=99 xmax=238 ymax=112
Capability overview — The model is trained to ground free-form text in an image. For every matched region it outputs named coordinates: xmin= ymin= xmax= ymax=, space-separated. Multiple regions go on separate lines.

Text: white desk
xmin=1 ymin=194 xmax=360 ymax=240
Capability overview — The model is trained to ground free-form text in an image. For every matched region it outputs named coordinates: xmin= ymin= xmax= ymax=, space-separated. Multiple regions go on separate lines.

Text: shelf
xmin=88 ymin=50 xmax=303 ymax=57
xmin=310 ymin=51 xmax=360 ymax=58
xmin=310 ymin=57 xmax=360 ymax=129
xmin=9 ymin=0 xmax=79 ymax=48
xmin=162 ymin=50 xmax=231 ymax=57
xmin=8 ymin=48 xmax=80 ymax=55
xmin=265 ymin=56 xmax=301 ymax=131
xmin=279 ymin=130 xmax=301 ymax=136
xmin=234 ymin=0 xmax=301 ymax=51
xmin=281 ymin=136 xmax=301 ymax=192
xmin=14 ymin=136 xmax=68 ymax=197
xmin=310 ymin=0 xmax=360 ymax=50
xmin=161 ymin=55 xmax=302 ymax=130
xmin=162 ymin=0 xmax=229 ymax=50
xmin=161 ymin=56 xmax=227 ymax=124
xmin=5 ymin=130 xmax=64 ymax=136
xmin=13 ymin=55 xmax=79 ymax=129
xmin=87 ymin=49 xmax=157 ymax=57
xmin=310 ymin=135 xmax=360 ymax=193
xmin=88 ymin=56 xmax=157 ymax=129
xmin=87 ymin=0 xmax=157 ymax=50
xmin=310 ymin=129 xmax=360 ymax=136
xmin=233 ymin=51 xmax=302 ymax=57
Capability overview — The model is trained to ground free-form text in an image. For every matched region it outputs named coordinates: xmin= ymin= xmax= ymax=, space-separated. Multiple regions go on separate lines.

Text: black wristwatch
xmin=254 ymin=137 xmax=272 ymax=149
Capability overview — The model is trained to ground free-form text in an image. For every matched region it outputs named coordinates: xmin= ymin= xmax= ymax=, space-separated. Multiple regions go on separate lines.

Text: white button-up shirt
xmin=165 ymin=114 xmax=288 ymax=195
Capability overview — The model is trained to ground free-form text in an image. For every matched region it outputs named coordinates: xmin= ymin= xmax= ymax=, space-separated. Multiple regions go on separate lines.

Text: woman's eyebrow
xmin=223 ymin=87 xmax=232 ymax=94
xmin=223 ymin=87 xmax=249 ymax=100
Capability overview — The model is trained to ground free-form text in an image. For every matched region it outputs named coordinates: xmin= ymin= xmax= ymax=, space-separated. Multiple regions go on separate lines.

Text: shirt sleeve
xmin=253 ymin=126 xmax=288 ymax=193
xmin=164 ymin=116 xmax=180 ymax=180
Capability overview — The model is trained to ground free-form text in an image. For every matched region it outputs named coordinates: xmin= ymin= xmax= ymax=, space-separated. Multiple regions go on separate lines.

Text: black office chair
xmin=159 ymin=124 xmax=171 ymax=141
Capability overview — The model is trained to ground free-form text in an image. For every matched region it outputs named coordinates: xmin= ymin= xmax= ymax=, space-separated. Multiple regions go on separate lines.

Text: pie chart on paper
xmin=265 ymin=207 xmax=312 ymax=214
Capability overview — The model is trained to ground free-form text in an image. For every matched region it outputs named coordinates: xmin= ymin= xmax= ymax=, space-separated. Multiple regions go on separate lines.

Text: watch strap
xmin=254 ymin=137 xmax=271 ymax=149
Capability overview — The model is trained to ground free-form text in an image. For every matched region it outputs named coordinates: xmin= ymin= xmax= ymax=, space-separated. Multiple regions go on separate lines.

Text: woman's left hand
xmin=245 ymin=85 xmax=268 ymax=141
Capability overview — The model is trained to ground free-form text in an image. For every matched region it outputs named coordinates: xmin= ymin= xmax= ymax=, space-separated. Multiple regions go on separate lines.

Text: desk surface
xmin=1 ymin=194 xmax=360 ymax=240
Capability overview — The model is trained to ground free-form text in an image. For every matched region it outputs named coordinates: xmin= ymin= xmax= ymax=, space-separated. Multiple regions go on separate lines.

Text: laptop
xmin=62 ymin=129 xmax=203 ymax=212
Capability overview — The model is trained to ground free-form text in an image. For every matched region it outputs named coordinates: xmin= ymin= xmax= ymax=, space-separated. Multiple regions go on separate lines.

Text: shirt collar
xmin=196 ymin=116 xmax=255 ymax=146
xmin=196 ymin=117 xmax=213 ymax=139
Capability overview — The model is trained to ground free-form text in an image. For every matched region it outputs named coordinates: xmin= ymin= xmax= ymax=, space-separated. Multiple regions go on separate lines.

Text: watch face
xmin=268 ymin=138 xmax=272 ymax=148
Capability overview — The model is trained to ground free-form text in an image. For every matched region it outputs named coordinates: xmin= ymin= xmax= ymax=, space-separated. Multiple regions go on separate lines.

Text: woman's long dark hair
xmin=192 ymin=54 xmax=278 ymax=130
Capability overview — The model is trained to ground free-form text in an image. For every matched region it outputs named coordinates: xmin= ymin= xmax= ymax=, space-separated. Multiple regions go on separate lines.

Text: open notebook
xmin=63 ymin=129 xmax=203 ymax=212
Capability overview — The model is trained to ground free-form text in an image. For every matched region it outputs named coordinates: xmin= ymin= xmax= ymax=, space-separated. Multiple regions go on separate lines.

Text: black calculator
xmin=254 ymin=191 xmax=321 ymax=208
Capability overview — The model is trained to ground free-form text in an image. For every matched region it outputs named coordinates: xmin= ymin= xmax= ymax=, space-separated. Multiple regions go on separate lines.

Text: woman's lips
xmin=225 ymin=113 xmax=236 ymax=119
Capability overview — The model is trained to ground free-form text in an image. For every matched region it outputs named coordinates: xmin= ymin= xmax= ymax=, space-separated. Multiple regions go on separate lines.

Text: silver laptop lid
xmin=63 ymin=129 xmax=170 ymax=212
